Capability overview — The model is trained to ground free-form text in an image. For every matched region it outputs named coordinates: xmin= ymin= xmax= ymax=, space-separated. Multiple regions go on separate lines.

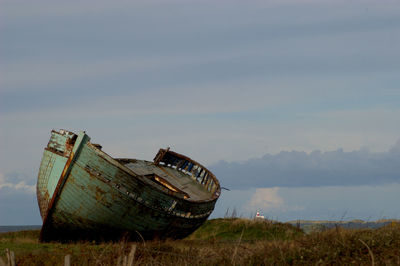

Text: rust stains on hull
xmin=37 ymin=130 xmax=221 ymax=242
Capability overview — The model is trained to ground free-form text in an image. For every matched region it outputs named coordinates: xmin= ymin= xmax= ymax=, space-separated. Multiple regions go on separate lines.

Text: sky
xmin=1 ymin=0 xmax=400 ymax=225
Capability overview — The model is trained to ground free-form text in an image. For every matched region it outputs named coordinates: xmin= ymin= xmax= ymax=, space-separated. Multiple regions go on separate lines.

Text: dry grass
xmin=1 ymin=220 xmax=399 ymax=265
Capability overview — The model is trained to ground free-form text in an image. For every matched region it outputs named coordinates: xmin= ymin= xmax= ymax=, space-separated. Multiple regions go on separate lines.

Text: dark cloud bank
xmin=210 ymin=140 xmax=400 ymax=189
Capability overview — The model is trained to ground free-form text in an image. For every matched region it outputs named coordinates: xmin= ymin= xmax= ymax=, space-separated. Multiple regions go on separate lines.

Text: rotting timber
xmin=37 ymin=130 xmax=221 ymax=242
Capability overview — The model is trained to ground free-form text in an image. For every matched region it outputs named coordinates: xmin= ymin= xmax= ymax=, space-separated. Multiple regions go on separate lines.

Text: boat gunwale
xmin=89 ymin=144 xmax=219 ymax=203
xmin=158 ymin=149 xmax=221 ymax=200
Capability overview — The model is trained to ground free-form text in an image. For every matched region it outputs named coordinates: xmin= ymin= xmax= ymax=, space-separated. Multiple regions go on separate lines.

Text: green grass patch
xmin=187 ymin=218 xmax=303 ymax=241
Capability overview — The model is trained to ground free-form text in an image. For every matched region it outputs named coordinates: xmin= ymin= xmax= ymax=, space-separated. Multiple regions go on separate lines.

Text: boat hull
xmin=37 ymin=130 xmax=220 ymax=242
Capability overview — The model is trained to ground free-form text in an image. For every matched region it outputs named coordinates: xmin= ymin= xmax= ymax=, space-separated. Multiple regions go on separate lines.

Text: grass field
xmin=1 ymin=218 xmax=399 ymax=265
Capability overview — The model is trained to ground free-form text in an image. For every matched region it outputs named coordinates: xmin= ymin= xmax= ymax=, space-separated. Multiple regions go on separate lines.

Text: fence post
xmin=127 ymin=244 xmax=137 ymax=266
xmin=5 ymin=249 xmax=9 ymax=266
xmin=5 ymin=249 xmax=15 ymax=266
xmin=64 ymin=254 xmax=71 ymax=266
xmin=10 ymin=251 xmax=15 ymax=266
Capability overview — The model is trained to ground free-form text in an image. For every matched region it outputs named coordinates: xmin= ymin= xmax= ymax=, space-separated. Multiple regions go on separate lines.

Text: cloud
xmin=244 ymin=187 xmax=305 ymax=216
xmin=246 ymin=187 xmax=284 ymax=211
xmin=0 ymin=173 xmax=36 ymax=194
xmin=0 ymin=172 xmax=41 ymax=225
xmin=210 ymin=139 xmax=400 ymax=189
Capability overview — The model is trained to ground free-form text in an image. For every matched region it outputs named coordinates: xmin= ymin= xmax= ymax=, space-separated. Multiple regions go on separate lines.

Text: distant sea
xmin=287 ymin=220 xmax=397 ymax=233
xmin=0 ymin=225 xmax=41 ymax=233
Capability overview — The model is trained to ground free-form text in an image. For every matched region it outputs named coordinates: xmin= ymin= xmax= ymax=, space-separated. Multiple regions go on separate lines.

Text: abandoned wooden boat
xmin=37 ymin=130 xmax=221 ymax=242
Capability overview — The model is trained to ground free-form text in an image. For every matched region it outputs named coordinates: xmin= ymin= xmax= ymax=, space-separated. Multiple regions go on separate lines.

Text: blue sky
xmin=1 ymin=0 xmax=400 ymax=225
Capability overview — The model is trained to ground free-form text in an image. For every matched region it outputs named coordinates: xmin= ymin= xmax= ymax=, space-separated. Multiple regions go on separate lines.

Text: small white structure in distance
xmin=255 ymin=211 xmax=265 ymax=219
